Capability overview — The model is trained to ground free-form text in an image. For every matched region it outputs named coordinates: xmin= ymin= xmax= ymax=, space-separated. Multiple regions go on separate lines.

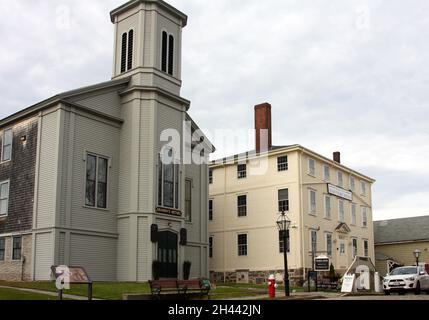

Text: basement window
xmin=12 ymin=236 xmax=22 ymax=261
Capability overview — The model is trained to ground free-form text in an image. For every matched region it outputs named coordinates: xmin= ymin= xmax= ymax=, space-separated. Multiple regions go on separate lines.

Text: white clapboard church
xmin=0 ymin=0 xmax=212 ymax=282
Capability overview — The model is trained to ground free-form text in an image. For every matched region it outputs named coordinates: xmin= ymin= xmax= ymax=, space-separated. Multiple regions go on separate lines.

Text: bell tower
xmin=110 ymin=0 xmax=187 ymax=95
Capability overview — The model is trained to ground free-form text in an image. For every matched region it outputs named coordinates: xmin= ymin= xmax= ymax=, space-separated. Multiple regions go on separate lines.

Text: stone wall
xmin=210 ymin=268 xmax=307 ymax=286
xmin=0 ymin=234 xmax=32 ymax=281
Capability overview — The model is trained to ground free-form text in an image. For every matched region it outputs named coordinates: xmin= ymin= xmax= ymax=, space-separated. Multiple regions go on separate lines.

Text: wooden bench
xmin=149 ymin=280 xmax=180 ymax=300
xmin=149 ymin=279 xmax=211 ymax=300
xmin=177 ymin=279 xmax=211 ymax=299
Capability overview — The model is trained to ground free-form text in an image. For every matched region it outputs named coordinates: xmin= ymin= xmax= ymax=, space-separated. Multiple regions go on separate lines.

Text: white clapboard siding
xmin=137 ymin=217 xmax=150 ymax=281
xmin=72 ymin=90 xmax=123 ymax=119
xmin=34 ymin=232 xmax=54 ymax=280
xmin=116 ymin=218 xmax=130 ymax=281
xmin=70 ymin=233 xmax=116 ymax=281
xmin=185 ymin=245 xmax=201 ymax=279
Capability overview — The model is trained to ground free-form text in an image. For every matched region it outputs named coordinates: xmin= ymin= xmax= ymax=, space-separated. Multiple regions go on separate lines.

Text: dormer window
xmin=161 ymin=31 xmax=174 ymax=76
xmin=120 ymin=30 xmax=134 ymax=73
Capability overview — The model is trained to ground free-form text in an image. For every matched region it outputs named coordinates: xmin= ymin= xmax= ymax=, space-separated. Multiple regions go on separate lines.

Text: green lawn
xmin=0 ymin=288 xmax=59 ymax=300
xmin=0 ymin=281 xmax=303 ymax=300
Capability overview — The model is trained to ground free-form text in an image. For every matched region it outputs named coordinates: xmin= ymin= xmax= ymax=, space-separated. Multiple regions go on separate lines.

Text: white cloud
xmin=1 ymin=0 xmax=428 ymax=220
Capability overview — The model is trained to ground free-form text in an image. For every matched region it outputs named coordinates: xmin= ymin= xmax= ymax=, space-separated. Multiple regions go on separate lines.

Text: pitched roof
xmin=374 ymin=216 xmax=429 ymax=244
xmin=0 ymin=77 xmax=130 ymax=128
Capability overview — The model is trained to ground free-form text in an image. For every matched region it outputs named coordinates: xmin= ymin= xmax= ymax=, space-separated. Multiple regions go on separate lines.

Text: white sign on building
xmin=328 ymin=184 xmax=353 ymax=201
xmin=341 ymin=274 xmax=356 ymax=293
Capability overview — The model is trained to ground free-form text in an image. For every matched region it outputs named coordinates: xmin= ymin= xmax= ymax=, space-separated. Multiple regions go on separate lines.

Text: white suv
xmin=383 ymin=265 xmax=429 ymax=295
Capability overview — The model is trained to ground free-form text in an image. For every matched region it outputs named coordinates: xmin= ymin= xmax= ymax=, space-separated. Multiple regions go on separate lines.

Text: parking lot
xmin=325 ymin=293 xmax=429 ymax=300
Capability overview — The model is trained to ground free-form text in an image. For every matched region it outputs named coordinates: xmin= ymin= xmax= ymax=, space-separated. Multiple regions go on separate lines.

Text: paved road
xmin=324 ymin=293 xmax=429 ymax=300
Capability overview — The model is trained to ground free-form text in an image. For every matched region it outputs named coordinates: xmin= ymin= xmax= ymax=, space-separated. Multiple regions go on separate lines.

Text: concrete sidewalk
xmin=0 ymin=286 xmax=101 ymax=301
xmin=224 ymin=291 xmax=342 ymax=300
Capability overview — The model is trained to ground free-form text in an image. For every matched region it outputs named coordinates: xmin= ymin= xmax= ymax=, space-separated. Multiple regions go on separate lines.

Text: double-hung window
xmin=0 ymin=181 xmax=10 ymax=217
xmin=209 ymin=200 xmax=213 ymax=221
xmin=352 ymin=238 xmax=358 ymax=257
xmin=310 ymin=230 xmax=317 ymax=254
xmin=278 ymin=189 xmax=289 ymax=212
xmin=12 ymin=236 xmax=22 ymax=261
xmin=324 ymin=165 xmax=330 ymax=181
xmin=158 ymin=148 xmax=180 ymax=209
xmin=338 ymin=200 xmax=345 ymax=222
xmin=238 ymin=234 xmax=248 ymax=256
xmin=362 ymin=207 xmax=368 ymax=227
xmin=185 ymin=179 xmax=192 ymax=222
xmin=324 ymin=195 xmax=332 ymax=219
xmin=237 ymin=164 xmax=247 ymax=179
xmin=209 ymin=237 xmax=213 ymax=258
xmin=308 ymin=158 xmax=316 ymax=176
xmin=309 ymin=190 xmax=316 ymax=215
xmin=277 ymin=156 xmax=288 ymax=172
xmin=237 ymin=195 xmax=247 ymax=217
xmin=363 ymin=240 xmax=369 ymax=257
xmin=209 ymin=169 xmax=213 ymax=184
xmin=337 ymin=171 xmax=344 ymax=188
xmin=350 ymin=176 xmax=355 ymax=192
xmin=2 ymin=129 xmax=12 ymax=162
xmin=0 ymin=238 xmax=5 ymax=261
xmin=351 ymin=203 xmax=357 ymax=225
xmin=361 ymin=181 xmax=367 ymax=196
xmin=85 ymin=154 xmax=108 ymax=209
xmin=326 ymin=233 xmax=333 ymax=256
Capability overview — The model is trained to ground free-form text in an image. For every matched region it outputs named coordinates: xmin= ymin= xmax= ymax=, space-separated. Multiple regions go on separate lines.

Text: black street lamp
xmin=277 ymin=210 xmax=291 ymax=297
xmin=414 ymin=249 xmax=422 ymax=268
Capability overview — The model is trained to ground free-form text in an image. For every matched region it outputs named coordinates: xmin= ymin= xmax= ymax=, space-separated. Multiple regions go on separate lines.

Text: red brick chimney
xmin=333 ymin=152 xmax=341 ymax=163
xmin=255 ymin=103 xmax=272 ymax=153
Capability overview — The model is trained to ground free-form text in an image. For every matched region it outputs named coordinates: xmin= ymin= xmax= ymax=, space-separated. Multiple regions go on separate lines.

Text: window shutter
xmin=120 ymin=33 xmax=127 ymax=73
xmin=127 ymin=30 xmax=134 ymax=71
xmin=168 ymin=35 xmax=174 ymax=75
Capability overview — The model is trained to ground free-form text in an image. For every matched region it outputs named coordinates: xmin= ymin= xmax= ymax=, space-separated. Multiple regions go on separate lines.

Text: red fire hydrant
xmin=268 ymin=274 xmax=278 ymax=298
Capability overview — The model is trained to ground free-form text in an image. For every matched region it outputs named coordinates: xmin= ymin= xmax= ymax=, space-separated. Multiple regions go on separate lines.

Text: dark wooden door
xmin=158 ymin=231 xmax=178 ymax=279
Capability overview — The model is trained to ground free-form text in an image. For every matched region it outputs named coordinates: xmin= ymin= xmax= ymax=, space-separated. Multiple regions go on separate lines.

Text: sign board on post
xmin=51 ymin=266 xmax=93 ymax=300
xmin=314 ymin=255 xmax=331 ymax=272
xmin=341 ymin=274 xmax=356 ymax=293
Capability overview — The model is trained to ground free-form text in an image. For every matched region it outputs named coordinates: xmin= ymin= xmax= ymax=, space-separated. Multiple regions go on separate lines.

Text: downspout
xmin=298 ymin=151 xmax=306 ymax=282
xmin=223 ymin=164 xmax=227 ymax=283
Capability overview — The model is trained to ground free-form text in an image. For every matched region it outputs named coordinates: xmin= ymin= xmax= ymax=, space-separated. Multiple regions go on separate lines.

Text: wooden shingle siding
xmin=34 ymin=232 xmax=53 ymax=280
xmin=0 ymin=116 xmax=38 ymax=234
xmin=70 ymin=233 xmax=117 ymax=281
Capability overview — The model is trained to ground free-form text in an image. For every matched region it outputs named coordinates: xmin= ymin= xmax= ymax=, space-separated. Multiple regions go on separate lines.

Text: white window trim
xmin=185 ymin=178 xmax=192 ymax=222
xmin=0 ymin=180 xmax=10 ymax=217
xmin=209 ymin=236 xmax=214 ymax=258
xmin=277 ymin=156 xmax=289 ymax=172
xmin=120 ymin=28 xmax=134 ymax=73
xmin=1 ymin=128 xmax=13 ymax=164
xmin=208 ymin=199 xmax=214 ymax=222
xmin=350 ymin=176 xmax=355 ymax=192
xmin=308 ymin=158 xmax=316 ymax=177
xmin=361 ymin=181 xmax=367 ymax=196
xmin=308 ymin=189 xmax=317 ymax=216
xmin=84 ymin=152 xmax=110 ymax=211
xmin=237 ymin=194 xmax=248 ymax=218
xmin=237 ymin=163 xmax=247 ymax=179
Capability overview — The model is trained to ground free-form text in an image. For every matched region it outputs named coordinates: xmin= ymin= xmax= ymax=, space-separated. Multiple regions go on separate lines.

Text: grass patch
xmin=0 ymin=281 xmax=305 ymax=300
xmin=0 ymin=288 xmax=59 ymax=300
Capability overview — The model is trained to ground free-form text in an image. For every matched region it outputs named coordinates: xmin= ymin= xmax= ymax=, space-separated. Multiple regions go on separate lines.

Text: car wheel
xmin=415 ymin=282 xmax=421 ymax=295
xmin=384 ymin=291 xmax=390 ymax=296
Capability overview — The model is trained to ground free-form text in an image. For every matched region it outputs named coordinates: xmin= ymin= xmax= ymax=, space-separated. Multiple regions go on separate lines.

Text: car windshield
xmin=390 ymin=267 xmax=417 ymax=275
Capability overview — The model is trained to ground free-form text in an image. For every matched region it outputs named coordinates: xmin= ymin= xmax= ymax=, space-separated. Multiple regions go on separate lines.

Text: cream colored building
xmin=209 ymin=104 xmax=375 ymax=284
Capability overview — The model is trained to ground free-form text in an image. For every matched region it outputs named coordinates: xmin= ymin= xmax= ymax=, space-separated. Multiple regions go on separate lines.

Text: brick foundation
xmin=0 ymin=234 xmax=32 ymax=281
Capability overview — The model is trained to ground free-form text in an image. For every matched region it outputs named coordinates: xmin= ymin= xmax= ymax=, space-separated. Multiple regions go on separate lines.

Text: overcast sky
xmin=1 ymin=0 xmax=428 ymax=221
